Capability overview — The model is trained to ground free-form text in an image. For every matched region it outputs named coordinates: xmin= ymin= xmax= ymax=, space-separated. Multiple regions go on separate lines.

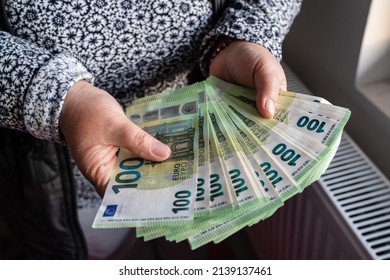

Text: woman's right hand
xmin=59 ymin=81 xmax=171 ymax=197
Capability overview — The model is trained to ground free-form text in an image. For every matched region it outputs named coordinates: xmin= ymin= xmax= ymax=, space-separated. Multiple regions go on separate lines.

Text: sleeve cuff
xmin=200 ymin=0 xmax=302 ymax=75
xmin=23 ymin=52 xmax=94 ymax=144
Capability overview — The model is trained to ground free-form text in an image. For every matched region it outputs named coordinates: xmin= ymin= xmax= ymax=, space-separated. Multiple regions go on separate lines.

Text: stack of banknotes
xmin=92 ymin=76 xmax=351 ymax=250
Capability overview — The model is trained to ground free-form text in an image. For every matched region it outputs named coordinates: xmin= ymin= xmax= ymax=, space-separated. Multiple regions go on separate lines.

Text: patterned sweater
xmin=0 ymin=0 xmax=302 ymax=207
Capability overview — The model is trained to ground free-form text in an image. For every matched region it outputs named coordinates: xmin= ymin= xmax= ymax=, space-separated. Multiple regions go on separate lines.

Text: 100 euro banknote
xmin=93 ymin=90 xmax=200 ymax=228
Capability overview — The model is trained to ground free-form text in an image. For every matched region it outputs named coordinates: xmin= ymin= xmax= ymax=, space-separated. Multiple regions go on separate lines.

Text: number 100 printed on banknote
xmin=93 ymin=90 xmax=200 ymax=228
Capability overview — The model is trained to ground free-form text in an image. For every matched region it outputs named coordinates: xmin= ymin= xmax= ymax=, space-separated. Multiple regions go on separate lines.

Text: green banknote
xmin=207 ymin=76 xmax=351 ymax=148
xmin=186 ymin=80 xmax=350 ymax=249
xmin=93 ymin=90 xmax=199 ymax=228
xmin=164 ymin=93 xmax=277 ymax=243
xmin=208 ymin=77 xmax=350 ymax=189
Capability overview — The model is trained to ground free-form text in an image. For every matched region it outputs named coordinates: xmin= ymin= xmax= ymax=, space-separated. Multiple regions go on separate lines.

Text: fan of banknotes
xmin=92 ymin=76 xmax=351 ymax=250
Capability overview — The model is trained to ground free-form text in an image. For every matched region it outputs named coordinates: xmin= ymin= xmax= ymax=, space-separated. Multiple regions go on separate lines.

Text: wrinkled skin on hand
xmin=60 ymin=81 xmax=171 ymax=196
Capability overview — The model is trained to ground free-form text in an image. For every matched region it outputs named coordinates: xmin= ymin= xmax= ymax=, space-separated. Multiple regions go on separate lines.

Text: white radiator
xmin=243 ymin=64 xmax=390 ymax=260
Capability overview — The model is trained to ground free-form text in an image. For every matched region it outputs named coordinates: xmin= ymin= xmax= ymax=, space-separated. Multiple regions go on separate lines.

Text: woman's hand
xmin=209 ymin=39 xmax=287 ymax=118
xmin=59 ymin=81 xmax=171 ymax=196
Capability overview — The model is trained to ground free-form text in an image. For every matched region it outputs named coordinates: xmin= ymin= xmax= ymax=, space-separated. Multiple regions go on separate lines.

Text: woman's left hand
xmin=209 ymin=39 xmax=287 ymax=118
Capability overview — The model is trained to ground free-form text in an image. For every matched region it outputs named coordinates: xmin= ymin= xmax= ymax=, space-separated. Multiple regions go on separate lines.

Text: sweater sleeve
xmin=200 ymin=0 xmax=303 ymax=74
xmin=0 ymin=31 xmax=93 ymax=143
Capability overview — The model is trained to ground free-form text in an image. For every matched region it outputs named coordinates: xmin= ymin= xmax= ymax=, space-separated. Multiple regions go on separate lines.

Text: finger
xmin=94 ymin=153 xmax=118 ymax=197
xmin=254 ymin=63 xmax=287 ymax=119
xmin=108 ymin=117 xmax=171 ymax=161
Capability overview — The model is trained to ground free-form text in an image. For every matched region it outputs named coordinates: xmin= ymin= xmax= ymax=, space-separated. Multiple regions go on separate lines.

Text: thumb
xmin=254 ymin=64 xmax=287 ymax=119
xmin=109 ymin=116 xmax=171 ymax=161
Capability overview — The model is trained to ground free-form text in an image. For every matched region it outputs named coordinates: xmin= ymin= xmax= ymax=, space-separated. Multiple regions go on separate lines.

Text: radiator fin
xmin=319 ymin=134 xmax=390 ymax=260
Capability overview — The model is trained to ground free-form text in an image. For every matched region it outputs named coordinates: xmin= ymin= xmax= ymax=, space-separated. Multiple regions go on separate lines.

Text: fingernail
xmin=265 ymin=98 xmax=275 ymax=116
xmin=151 ymin=141 xmax=171 ymax=158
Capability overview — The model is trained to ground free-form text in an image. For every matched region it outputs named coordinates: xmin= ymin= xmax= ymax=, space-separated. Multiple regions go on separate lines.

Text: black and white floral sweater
xmin=0 ymin=0 xmax=302 ymax=207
